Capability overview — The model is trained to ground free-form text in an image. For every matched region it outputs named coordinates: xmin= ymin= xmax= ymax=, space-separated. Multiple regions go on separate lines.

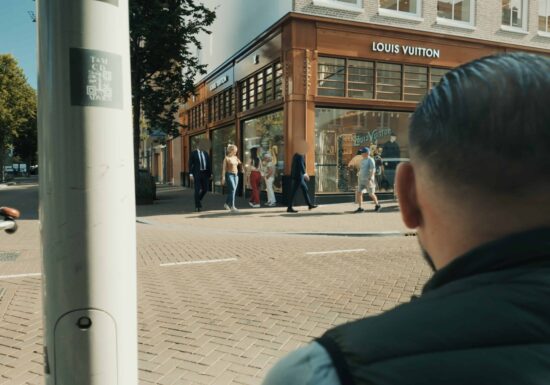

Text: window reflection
xmin=242 ymin=111 xmax=285 ymax=193
xmin=315 ymin=108 xmax=410 ymax=193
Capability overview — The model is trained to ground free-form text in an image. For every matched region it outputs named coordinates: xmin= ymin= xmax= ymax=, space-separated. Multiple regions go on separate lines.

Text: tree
xmin=0 ymin=54 xmax=36 ymax=179
xmin=129 ymin=0 xmax=215 ymax=178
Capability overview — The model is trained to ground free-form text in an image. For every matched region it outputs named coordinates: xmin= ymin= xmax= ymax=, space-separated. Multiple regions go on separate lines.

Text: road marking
xmin=306 ymin=248 xmax=366 ymax=255
xmin=0 ymin=273 xmax=41 ymax=280
xmin=160 ymin=258 xmax=237 ymax=267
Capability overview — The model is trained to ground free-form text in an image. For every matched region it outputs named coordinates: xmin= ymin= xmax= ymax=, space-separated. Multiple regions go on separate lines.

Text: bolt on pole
xmin=37 ymin=0 xmax=138 ymax=384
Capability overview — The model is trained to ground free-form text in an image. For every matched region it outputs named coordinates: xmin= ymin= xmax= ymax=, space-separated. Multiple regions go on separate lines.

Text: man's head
xmin=396 ymin=53 xmax=550 ymax=270
xmin=359 ymin=147 xmax=370 ymax=158
xmin=198 ymin=138 xmax=211 ymax=151
xmin=389 ymin=134 xmax=397 ymax=143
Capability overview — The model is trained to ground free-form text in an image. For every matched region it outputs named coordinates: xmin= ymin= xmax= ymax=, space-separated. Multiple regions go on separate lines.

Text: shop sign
xmin=372 ymin=41 xmax=440 ymax=59
xmin=353 ymin=127 xmax=392 ymax=145
xmin=209 ymin=75 xmax=229 ymax=91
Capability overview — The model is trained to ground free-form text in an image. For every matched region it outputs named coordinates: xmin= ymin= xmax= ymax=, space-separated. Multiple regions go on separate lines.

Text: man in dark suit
xmin=287 ymin=140 xmax=317 ymax=213
xmin=189 ymin=139 xmax=212 ymax=212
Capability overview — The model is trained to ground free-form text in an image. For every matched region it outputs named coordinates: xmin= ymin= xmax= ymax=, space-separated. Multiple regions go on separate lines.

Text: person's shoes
xmin=308 ymin=205 xmax=318 ymax=210
xmin=287 ymin=207 xmax=298 ymax=213
xmin=231 ymin=207 xmax=239 ymax=213
xmin=354 ymin=207 xmax=365 ymax=213
xmin=252 ymin=204 xmax=260 ymax=208
xmin=267 ymin=202 xmax=276 ymax=207
xmin=249 ymin=202 xmax=254 ymax=207
xmin=224 ymin=203 xmax=231 ymax=211
xmin=375 ymin=204 xmax=382 ymax=212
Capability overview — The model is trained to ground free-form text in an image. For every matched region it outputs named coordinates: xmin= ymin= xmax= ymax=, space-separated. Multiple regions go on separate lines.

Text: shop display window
xmin=211 ymin=125 xmax=236 ymax=190
xmin=315 ymin=108 xmax=410 ymax=193
xmin=540 ymin=0 xmax=550 ymax=33
xmin=242 ymin=111 xmax=284 ymax=193
xmin=437 ymin=0 xmax=474 ymax=25
xmin=190 ymin=132 xmax=207 ymax=152
xmin=502 ymin=0 xmax=527 ymax=30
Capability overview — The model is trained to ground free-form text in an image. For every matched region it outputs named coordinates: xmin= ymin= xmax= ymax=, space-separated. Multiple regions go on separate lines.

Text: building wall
xmin=195 ymin=0 xmax=293 ymax=81
xmin=294 ymin=0 xmax=550 ymax=50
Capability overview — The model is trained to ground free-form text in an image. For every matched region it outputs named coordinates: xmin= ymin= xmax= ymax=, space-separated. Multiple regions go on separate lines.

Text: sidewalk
xmin=138 ymin=187 xmax=411 ymax=236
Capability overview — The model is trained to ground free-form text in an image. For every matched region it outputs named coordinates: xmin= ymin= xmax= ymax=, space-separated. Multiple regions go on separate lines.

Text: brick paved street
xmin=0 ymin=179 xmax=432 ymax=385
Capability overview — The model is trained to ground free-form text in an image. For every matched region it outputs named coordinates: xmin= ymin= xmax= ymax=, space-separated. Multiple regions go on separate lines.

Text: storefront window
xmin=211 ymin=125 xmax=236 ymax=191
xmin=242 ymin=111 xmax=284 ymax=193
xmin=315 ymin=108 xmax=410 ymax=193
xmin=190 ymin=132 xmax=207 ymax=152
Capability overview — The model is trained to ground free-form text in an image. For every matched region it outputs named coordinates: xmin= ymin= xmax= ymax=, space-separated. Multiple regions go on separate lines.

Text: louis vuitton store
xmin=173 ymin=13 xmax=545 ymax=203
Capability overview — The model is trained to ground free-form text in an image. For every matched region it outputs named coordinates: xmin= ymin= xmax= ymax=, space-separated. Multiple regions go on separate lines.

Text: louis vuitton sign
xmin=372 ymin=41 xmax=441 ymax=59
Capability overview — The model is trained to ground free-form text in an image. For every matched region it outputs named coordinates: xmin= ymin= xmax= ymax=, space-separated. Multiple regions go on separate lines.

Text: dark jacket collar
xmin=423 ymin=227 xmax=550 ymax=293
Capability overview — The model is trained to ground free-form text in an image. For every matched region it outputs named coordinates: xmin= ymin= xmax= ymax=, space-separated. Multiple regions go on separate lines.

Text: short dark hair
xmin=409 ymin=53 xmax=550 ymax=195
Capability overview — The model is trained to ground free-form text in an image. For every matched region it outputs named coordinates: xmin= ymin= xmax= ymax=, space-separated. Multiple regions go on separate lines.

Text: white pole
xmin=37 ymin=0 xmax=138 ymax=384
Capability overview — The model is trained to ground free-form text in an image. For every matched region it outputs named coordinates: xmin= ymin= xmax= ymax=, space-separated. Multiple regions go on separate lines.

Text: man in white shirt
xmin=354 ymin=147 xmax=381 ymax=213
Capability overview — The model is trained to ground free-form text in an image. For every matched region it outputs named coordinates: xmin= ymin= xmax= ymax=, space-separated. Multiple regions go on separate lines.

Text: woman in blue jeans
xmin=221 ymin=144 xmax=242 ymax=212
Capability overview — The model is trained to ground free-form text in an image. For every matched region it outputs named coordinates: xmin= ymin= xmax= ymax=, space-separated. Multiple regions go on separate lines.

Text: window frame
xmin=378 ymin=0 xmax=423 ymax=20
xmin=539 ymin=0 xmax=550 ymax=36
xmin=312 ymin=0 xmax=364 ymax=13
xmin=436 ymin=0 xmax=476 ymax=29
xmin=501 ymin=0 xmax=529 ymax=32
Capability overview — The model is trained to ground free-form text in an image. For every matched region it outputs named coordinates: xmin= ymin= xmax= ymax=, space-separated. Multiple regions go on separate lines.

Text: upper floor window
xmin=312 ymin=0 xmax=363 ymax=12
xmin=437 ymin=0 xmax=474 ymax=25
xmin=239 ymin=62 xmax=283 ymax=113
xmin=379 ymin=0 xmax=421 ymax=17
xmin=502 ymin=0 xmax=528 ymax=30
xmin=317 ymin=56 xmax=448 ymax=102
xmin=540 ymin=0 xmax=550 ymax=33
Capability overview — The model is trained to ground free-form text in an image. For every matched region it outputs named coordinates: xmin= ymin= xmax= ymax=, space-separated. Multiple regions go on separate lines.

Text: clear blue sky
xmin=0 ymin=0 xmax=37 ymax=89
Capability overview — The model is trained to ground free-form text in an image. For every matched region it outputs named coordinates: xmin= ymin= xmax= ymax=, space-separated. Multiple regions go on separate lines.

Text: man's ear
xmin=396 ymin=162 xmax=422 ymax=229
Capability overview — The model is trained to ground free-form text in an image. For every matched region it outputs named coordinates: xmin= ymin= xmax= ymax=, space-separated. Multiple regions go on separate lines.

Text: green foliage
xmin=0 ymin=55 xmax=37 ymax=174
xmin=129 ymin=0 xmax=216 ymax=137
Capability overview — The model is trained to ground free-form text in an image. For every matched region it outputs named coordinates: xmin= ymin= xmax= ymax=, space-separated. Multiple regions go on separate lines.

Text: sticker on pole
xmin=70 ymin=48 xmax=122 ymax=109
xmin=96 ymin=0 xmax=119 ymax=6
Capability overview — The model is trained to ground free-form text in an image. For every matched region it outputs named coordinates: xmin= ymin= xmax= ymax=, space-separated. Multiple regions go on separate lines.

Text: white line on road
xmin=160 ymin=258 xmax=237 ymax=267
xmin=306 ymin=248 xmax=366 ymax=255
xmin=0 ymin=273 xmax=41 ymax=280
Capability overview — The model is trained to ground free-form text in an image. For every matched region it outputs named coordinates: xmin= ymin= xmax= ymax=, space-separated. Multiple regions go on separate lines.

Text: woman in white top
xmin=263 ymin=153 xmax=276 ymax=206
xmin=221 ymin=145 xmax=242 ymax=212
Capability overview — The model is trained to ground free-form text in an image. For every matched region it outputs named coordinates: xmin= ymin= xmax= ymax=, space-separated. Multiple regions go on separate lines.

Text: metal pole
xmin=38 ymin=0 xmax=138 ymax=384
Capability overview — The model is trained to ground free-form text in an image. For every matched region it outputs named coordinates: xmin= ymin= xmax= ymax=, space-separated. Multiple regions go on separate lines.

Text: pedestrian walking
xmin=189 ymin=139 xmax=212 ymax=212
xmin=354 ymin=147 xmax=381 ymax=213
xmin=221 ymin=144 xmax=242 ymax=213
xmin=263 ymin=53 xmax=550 ymax=385
xmin=263 ymin=153 xmax=277 ymax=206
xmin=287 ymin=140 xmax=317 ymax=213
xmin=248 ymin=147 xmax=262 ymax=208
